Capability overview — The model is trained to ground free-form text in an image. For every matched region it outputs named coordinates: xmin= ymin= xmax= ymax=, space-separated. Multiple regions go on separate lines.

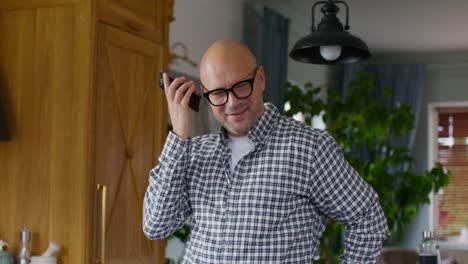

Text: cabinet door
xmin=93 ymin=23 xmax=167 ymax=264
xmin=98 ymin=0 xmax=165 ymax=44
xmin=0 ymin=3 xmax=91 ymax=263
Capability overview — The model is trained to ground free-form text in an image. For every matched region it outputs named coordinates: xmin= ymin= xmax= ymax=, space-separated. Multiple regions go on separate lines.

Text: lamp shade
xmin=289 ymin=0 xmax=371 ymax=64
xmin=289 ymin=31 xmax=370 ymax=64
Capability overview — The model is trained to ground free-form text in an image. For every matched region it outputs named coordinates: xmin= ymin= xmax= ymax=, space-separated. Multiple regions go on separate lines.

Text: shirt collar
xmin=218 ymin=102 xmax=280 ymax=145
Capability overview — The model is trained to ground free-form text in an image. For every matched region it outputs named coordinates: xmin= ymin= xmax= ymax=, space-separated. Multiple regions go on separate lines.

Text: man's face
xmin=202 ymin=65 xmax=265 ymax=137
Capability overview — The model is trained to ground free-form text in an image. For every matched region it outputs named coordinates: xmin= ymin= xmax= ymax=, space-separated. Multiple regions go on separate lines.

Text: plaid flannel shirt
xmin=143 ymin=103 xmax=389 ymax=263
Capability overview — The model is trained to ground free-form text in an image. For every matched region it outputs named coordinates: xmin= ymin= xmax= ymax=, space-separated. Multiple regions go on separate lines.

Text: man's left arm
xmin=309 ymin=131 xmax=389 ymax=263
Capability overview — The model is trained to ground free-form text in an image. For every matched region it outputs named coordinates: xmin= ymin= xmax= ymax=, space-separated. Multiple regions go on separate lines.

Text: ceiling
xmin=262 ymin=0 xmax=468 ymax=54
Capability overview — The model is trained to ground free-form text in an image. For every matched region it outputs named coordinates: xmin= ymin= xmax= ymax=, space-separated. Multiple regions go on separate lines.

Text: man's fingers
xmin=164 ymin=73 xmax=186 ymax=102
xmin=181 ymin=84 xmax=196 ymax=106
xmin=173 ymin=81 xmax=193 ymax=104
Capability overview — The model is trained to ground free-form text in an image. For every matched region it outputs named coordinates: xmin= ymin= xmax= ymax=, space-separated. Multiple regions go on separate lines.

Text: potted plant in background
xmin=283 ymin=72 xmax=450 ymax=263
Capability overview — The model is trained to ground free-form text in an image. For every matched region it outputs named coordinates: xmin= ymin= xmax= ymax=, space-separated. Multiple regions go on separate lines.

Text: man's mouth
xmin=227 ymin=107 xmax=248 ymax=116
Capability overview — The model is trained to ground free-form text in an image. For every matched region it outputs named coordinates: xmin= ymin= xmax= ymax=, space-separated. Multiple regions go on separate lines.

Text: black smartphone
xmin=159 ymin=70 xmax=201 ymax=112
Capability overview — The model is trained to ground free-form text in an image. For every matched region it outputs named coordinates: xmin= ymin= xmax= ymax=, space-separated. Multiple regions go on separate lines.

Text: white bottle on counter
xmin=30 ymin=256 xmax=56 ymax=264
xmin=30 ymin=241 xmax=60 ymax=264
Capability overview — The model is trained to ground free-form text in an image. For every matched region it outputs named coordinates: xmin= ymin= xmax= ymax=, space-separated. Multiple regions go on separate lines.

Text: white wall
xmin=169 ymin=0 xmax=244 ymax=77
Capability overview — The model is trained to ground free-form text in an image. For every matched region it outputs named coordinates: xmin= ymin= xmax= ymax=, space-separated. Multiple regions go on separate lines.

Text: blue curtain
xmin=330 ymin=64 xmax=425 ymax=150
xmin=243 ymin=1 xmax=290 ymax=111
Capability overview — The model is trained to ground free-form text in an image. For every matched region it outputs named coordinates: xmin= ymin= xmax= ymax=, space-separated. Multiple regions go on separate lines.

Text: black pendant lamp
xmin=289 ymin=0 xmax=370 ymax=64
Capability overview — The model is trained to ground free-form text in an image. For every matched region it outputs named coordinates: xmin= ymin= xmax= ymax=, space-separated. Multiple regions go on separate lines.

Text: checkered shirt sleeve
xmin=143 ymin=132 xmax=192 ymax=239
xmin=309 ymin=132 xmax=389 ymax=263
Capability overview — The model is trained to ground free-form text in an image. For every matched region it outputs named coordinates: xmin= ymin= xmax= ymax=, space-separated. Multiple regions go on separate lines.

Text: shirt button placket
xmin=222 ymin=194 xmax=236 ymax=261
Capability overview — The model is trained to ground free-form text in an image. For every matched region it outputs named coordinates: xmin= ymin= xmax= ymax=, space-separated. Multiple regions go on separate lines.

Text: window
xmin=434 ymin=107 xmax=468 ymax=241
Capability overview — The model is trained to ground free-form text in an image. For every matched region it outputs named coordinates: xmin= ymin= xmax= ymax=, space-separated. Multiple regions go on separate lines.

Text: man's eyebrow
xmin=201 ymin=67 xmax=257 ymax=91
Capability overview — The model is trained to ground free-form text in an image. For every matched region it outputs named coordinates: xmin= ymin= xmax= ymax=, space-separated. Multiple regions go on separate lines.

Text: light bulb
xmin=319 ymin=45 xmax=342 ymax=61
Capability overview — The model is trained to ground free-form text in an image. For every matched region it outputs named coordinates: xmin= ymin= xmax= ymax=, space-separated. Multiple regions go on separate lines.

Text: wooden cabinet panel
xmin=0 ymin=3 xmax=91 ymax=263
xmin=0 ymin=0 xmax=86 ymax=11
xmin=93 ymin=23 xmax=165 ymax=264
xmin=0 ymin=1 xmax=169 ymax=263
xmin=98 ymin=0 xmax=165 ymax=43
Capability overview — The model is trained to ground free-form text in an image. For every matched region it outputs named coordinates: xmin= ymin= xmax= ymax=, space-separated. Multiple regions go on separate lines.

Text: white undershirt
xmin=227 ymin=135 xmax=255 ymax=174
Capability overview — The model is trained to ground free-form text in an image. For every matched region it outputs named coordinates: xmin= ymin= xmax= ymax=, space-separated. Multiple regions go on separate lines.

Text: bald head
xmin=199 ymin=40 xmax=266 ymax=137
xmin=200 ymin=40 xmax=257 ymax=86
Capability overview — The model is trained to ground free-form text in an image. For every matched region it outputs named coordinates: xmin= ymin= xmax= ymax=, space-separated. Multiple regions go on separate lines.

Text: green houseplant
xmin=284 ymin=72 xmax=450 ymax=263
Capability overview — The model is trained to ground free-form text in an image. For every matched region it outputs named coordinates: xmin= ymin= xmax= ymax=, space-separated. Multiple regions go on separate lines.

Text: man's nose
xmin=226 ymin=91 xmax=241 ymax=107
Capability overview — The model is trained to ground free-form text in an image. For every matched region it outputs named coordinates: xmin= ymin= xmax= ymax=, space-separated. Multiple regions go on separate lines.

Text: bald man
xmin=143 ymin=40 xmax=389 ymax=263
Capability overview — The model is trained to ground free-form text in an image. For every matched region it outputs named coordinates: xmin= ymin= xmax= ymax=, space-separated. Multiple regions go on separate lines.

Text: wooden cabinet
xmin=98 ymin=0 xmax=166 ymax=43
xmin=93 ymin=23 xmax=166 ymax=263
xmin=0 ymin=0 xmax=170 ymax=263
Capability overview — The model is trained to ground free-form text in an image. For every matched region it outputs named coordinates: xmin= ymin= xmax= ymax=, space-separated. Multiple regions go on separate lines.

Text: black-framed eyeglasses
xmin=202 ymin=66 xmax=259 ymax=106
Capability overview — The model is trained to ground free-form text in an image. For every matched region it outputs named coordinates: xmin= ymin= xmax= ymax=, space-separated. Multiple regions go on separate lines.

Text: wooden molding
xmin=0 ymin=0 xmax=87 ymax=11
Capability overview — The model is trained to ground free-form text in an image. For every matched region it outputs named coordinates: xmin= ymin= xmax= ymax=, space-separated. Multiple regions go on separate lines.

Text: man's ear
xmin=258 ymin=65 xmax=266 ymax=92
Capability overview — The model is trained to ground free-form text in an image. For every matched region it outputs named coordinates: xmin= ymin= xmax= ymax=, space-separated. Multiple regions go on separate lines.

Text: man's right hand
xmin=163 ymin=73 xmax=196 ymax=140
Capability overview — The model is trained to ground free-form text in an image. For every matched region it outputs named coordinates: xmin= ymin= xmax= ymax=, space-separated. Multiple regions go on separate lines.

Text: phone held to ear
xmin=159 ymin=70 xmax=201 ymax=112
